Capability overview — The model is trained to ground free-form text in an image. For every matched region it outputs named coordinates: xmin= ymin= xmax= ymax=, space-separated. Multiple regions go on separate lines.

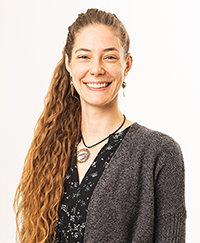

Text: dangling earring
xmin=70 ymin=76 xmax=74 ymax=96
xmin=122 ymin=72 xmax=128 ymax=97
xmin=122 ymin=81 xmax=126 ymax=97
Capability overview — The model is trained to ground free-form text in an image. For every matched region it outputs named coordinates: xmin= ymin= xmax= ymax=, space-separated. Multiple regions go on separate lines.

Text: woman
xmin=14 ymin=8 xmax=186 ymax=243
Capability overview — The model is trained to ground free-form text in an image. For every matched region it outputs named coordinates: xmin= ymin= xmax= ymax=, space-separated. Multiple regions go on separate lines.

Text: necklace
xmin=76 ymin=115 xmax=126 ymax=163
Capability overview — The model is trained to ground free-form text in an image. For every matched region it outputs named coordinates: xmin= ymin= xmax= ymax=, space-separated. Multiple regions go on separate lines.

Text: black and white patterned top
xmin=54 ymin=126 xmax=130 ymax=243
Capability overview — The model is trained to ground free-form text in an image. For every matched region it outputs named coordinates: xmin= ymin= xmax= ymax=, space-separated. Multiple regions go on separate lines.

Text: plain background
xmin=1 ymin=0 xmax=200 ymax=242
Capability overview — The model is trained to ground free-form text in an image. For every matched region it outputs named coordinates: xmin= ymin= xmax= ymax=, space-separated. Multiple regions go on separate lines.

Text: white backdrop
xmin=1 ymin=0 xmax=200 ymax=242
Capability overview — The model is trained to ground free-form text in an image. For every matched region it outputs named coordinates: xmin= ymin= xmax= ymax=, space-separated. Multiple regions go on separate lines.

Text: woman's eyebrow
xmin=103 ymin=47 xmax=119 ymax=52
xmin=75 ymin=48 xmax=91 ymax=53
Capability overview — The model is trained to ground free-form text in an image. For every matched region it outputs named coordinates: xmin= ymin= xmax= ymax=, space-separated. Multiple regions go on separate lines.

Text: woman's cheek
xmin=72 ymin=65 xmax=88 ymax=80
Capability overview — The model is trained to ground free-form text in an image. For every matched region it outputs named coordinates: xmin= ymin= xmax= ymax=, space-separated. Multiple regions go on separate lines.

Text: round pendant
xmin=77 ymin=148 xmax=90 ymax=163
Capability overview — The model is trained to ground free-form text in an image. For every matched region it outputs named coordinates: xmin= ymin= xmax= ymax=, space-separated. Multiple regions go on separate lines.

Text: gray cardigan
xmin=83 ymin=123 xmax=186 ymax=242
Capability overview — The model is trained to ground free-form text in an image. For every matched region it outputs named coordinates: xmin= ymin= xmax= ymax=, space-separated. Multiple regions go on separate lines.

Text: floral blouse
xmin=54 ymin=126 xmax=130 ymax=243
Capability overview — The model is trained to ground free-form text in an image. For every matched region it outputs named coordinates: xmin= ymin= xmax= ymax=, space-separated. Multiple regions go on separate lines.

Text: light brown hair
xmin=14 ymin=8 xmax=130 ymax=242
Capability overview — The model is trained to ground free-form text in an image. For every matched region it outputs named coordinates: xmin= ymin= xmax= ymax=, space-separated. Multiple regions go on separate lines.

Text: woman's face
xmin=66 ymin=24 xmax=132 ymax=109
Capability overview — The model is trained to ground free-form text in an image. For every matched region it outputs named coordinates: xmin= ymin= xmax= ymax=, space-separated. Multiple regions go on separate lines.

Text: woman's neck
xmin=80 ymin=105 xmax=124 ymax=146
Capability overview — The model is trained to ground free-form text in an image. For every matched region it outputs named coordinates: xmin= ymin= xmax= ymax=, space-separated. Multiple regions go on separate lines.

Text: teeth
xmin=86 ymin=83 xmax=108 ymax=88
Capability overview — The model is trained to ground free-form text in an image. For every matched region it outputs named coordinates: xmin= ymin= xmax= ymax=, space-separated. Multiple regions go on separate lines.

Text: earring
xmin=122 ymin=81 xmax=126 ymax=97
xmin=70 ymin=76 xmax=74 ymax=96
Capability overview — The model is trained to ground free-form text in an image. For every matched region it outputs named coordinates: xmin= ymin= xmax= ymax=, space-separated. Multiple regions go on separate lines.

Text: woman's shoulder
xmin=121 ymin=123 xmax=185 ymax=180
xmin=124 ymin=122 xmax=182 ymax=156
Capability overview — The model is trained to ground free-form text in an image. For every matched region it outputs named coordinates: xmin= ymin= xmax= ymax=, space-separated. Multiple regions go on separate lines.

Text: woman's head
xmin=64 ymin=9 xmax=132 ymax=108
xmin=65 ymin=8 xmax=130 ymax=62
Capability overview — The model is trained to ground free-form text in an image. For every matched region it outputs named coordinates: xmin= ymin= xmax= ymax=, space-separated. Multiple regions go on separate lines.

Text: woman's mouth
xmin=85 ymin=82 xmax=111 ymax=88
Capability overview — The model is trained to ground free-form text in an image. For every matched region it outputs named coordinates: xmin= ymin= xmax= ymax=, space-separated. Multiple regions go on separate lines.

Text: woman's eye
xmin=106 ymin=56 xmax=117 ymax=60
xmin=78 ymin=55 xmax=88 ymax=59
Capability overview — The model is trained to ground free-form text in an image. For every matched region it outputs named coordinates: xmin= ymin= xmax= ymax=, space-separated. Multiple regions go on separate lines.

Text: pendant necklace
xmin=76 ymin=115 xmax=126 ymax=163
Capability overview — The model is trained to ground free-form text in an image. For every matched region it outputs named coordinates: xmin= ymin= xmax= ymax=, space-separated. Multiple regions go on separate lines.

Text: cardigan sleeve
xmin=153 ymin=137 xmax=186 ymax=242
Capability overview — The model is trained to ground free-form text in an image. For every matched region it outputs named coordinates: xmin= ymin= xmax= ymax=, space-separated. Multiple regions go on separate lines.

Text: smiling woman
xmin=14 ymin=8 xmax=186 ymax=243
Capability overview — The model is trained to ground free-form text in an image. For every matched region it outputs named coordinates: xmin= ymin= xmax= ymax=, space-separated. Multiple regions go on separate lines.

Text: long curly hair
xmin=14 ymin=8 xmax=130 ymax=243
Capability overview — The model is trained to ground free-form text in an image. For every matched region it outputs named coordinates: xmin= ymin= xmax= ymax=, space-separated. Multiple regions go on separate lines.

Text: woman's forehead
xmin=73 ymin=25 xmax=122 ymax=53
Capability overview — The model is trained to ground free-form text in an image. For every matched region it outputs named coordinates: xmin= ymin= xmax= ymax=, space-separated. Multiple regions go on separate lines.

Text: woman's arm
xmin=153 ymin=138 xmax=186 ymax=242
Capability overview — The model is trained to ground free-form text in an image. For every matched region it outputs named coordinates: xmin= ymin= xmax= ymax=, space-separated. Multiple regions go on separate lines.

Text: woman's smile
xmin=84 ymin=82 xmax=112 ymax=89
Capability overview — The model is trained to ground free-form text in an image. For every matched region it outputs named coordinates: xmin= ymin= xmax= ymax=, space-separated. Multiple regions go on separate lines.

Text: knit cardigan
xmin=83 ymin=123 xmax=186 ymax=243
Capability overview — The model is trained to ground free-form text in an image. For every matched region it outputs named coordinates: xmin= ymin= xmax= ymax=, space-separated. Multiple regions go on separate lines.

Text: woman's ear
xmin=65 ymin=54 xmax=71 ymax=74
xmin=124 ymin=53 xmax=133 ymax=77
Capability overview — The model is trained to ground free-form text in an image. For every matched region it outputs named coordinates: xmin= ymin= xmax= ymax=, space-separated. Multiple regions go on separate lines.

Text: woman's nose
xmin=89 ymin=59 xmax=105 ymax=76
